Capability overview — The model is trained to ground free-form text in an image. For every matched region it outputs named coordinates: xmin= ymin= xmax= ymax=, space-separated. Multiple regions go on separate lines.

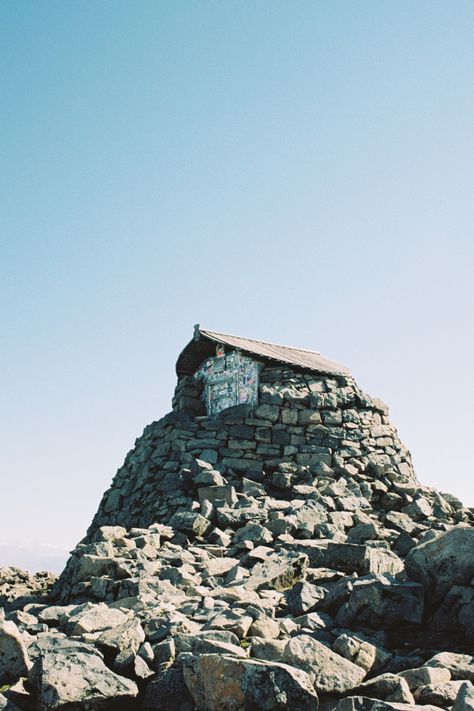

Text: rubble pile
xmin=1 ymin=347 xmax=473 ymax=710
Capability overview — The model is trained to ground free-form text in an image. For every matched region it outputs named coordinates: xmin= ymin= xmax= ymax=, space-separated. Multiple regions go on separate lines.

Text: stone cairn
xmin=1 ymin=341 xmax=474 ymax=711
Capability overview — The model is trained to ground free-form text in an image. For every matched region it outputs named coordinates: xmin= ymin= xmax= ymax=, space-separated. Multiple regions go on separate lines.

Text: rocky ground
xmin=1 ymin=456 xmax=473 ymax=710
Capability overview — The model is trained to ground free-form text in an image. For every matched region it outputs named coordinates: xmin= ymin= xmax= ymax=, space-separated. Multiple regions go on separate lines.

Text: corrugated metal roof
xmin=176 ymin=326 xmax=351 ymax=376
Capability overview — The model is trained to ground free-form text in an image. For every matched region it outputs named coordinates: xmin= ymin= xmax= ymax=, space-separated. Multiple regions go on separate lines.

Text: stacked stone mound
xmin=1 ymin=364 xmax=474 ymax=710
xmin=86 ymin=366 xmax=419 ymax=538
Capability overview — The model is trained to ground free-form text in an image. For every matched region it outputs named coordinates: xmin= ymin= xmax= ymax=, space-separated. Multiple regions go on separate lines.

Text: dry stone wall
xmin=87 ymin=365 xmax=416 ymax=540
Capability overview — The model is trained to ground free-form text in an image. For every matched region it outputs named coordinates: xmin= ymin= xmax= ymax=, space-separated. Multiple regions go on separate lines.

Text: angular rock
xmin=287 ymin=542 xmax=403 ymax=575
xmin=183 ymin=653 xmax=319 ymax=710
xmin=357 ymin=673 xmax=415 ymax=703
xmin=202 ymin=610 xmax=253 ymax=639
xmin=415 ymin=681 xmax=469 ymax=706
xmin=339 ymin=579 xmax=424 ymax=629
xmin=28 ymin=641 xmax=138 ymax=710
xmin=425 ymin=652 xmax=474 ymax=682
xmin=142 ymin=667 xmax=195 ymax=711
xmin=169 ymin=512 xmax=211 ymax=537
xmin=246 ymin=552 xmax=308 ymax=592
xmin=285 ymin=581 xmax=326 ymax=616
xmin=0 ymin=618 xmax=30 ymax=684
xmin=333 ymin=633 xmax=391 ymax=674
xmin=283 ymin=634 xmax=366 ymax=693
xmin=174 ymin=631 xmax=246 ymax=658
xmin=66 ymin=603 xmax=129 ymax=635
xmin=453 ymin=682 xmax=474 ymax=711
xmin=399 ymin=666 xmax=451 ymax=691
xmin=96 ymin=617 xmax=146 ymax=668
xmin=405 ymin=526 xmax=474 ymax=603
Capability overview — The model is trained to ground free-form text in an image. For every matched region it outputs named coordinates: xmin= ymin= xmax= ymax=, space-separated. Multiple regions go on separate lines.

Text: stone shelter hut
xmin=86 ymin=325 xmax=416 ymax=539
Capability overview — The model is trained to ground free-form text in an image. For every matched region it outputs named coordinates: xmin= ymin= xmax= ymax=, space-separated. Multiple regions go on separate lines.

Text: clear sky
xmin=1 ymin=1 xmax=473 ymax=573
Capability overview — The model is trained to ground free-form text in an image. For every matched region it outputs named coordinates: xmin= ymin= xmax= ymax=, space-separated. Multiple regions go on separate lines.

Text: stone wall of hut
xmin=85 ymin=363 xmax=415 ymax=540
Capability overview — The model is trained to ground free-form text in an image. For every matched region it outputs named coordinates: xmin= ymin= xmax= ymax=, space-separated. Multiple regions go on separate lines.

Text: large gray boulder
xmin=96 ymin=617 xmax=146 ymax=668
xmin=283 ymin=634 xmax=366 ymax=693
xmin=0 ymin=616 xmax=30 ymax=684
xmin=245 ymin=552 xmax=308 ymax=592
xmin=66 ymin=603 xmax=130 ymax=636
xmin=287 ymin=542 xmax=403 ymax=576
xmin=405 ymin=526 xmax=474 ymax=603
xmin=452 ymin=682 xmax=474 ymax=711
xmin=430 ymin=585 xmax=474 ymax=641
xmin=183 ymin=652 xmax=319 ymax=710
xmin=425 ymin=652 xmax=474 ymax=682
xmin=414 ymin=681 xmax=469 ymax=706
xmin=356 ymin=673 xmax=415 ymax=703
xmin=142 ymin=667 xmax=195 ymax=711
xmin=333 ymin=633 xmax=391 ymax=675
xmin=339 ymin=579 xmax=424 ymax=629
xmin=28 ymin=639 xmax=138 ymax=710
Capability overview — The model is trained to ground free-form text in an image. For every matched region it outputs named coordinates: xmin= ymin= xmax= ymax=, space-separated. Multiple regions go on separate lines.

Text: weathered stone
xmin=247 ymin=614 xmax=280 ymax=639
xmin=283 ymin=634 xmax=366 ymax=693
xmin=28 ymin=641 xmax=138 ymax=710
xmin=183 ymin=653 xmax=319 ymax=710
xmin=415 ymin=681 xmax=468 ymax=706
xmin=198 ymin=485 xmax=237 ymax=506
xmin=357 ymin=673 xmax=415 ymax=703
xmin=285 ymin=581 xmax=326 ymax=616
xmin=70 ymin=555 xmax=130 ymax=584
xmin=250 ymin=638 xmax=287 ymax=662
xmin=399 ymin=666 xmax=451 ymax=690
xmin=66 ymin=603 xmax=129 ymax=635
xmin=333 ymin=633 xmax=391 ymax=674
xmin=169 ymin=511 xmax=211 ymax=537
xmin=202 ymin=610 xmax=253 ymax=638
xmin=339 ymin=579 xmax=424 ymax=628
xmin=246 ymin=552 xmax=308 ymax=591
xmin=254 ymin=404 xmax=280 ymax=422
xmin=425 ymin=652 xmax=474 ymax=682
xmin=142 ymin=667 xmax=195 ymax=711
xmin=431 ymin=585 xmax=474 ymax=640
xmin=452 ymin=682 xmax=474 ymax=711
xmin=0 ymin=618 xmax=30 ymax=684
xmin=286 ymin=542 xmax=403 ymax=575
xmin=234 ymin=523 xmax=273 ymax=546
xmin=174 ymin=631 xmax=246 ymax=658
xmin=96 ymin=617 xmax=145 ymax=667
xmin=12 ymin=330 xmax=471 ymax=711
xmin=405 ymin=526 xmax=474 ymax=603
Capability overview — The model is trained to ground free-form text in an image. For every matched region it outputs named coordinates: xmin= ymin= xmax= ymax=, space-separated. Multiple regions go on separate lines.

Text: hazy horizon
xmin=1 ymin=1 xmax=473 ymax=573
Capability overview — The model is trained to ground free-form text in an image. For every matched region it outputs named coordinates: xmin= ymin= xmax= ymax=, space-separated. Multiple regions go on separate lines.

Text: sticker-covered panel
xmin=195 ymin=351 xmax=261 ymax=416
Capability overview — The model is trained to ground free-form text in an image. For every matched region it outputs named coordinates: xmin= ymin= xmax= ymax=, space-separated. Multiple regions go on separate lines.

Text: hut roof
xmin=176 ymin=325 xmax=351 ymax=377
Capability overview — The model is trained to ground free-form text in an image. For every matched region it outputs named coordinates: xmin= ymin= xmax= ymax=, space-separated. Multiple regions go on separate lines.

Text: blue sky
xmin=1 ymin=2 xmax=473 ymax=572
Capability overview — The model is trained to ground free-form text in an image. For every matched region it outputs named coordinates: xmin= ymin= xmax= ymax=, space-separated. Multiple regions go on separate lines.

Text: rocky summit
xmin=1 ymin=326 xmax=473 ymax=711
